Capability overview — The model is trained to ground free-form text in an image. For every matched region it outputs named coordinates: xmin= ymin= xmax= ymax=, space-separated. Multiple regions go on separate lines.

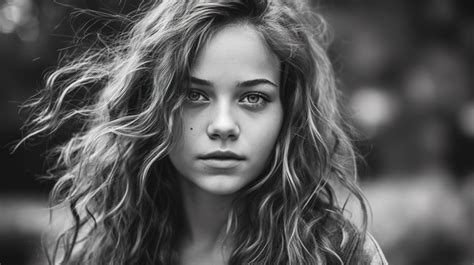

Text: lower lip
xmin=199 ymin=159 xmax=243 ymax=168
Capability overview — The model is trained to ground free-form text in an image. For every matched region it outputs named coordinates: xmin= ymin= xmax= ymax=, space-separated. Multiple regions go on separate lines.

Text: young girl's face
xmin=169 ymin=24 xmax=283 ymax=195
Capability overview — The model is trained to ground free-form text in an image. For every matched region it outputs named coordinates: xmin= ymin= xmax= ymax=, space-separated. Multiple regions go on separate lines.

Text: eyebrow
xmin=238 ymin=79 xmax=278 ymax=88
xmin=190 ymin=76 xmax=277 ymax=88
xmin=189 ymin=76 xmax=212 ymax=86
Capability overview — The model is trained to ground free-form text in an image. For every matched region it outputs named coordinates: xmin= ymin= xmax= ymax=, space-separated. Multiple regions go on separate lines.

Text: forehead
xmin=190 ymin=24 xmax=280 ymax=84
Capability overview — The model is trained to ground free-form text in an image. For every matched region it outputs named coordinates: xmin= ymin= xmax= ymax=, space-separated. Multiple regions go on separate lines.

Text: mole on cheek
xmin=190 ymin=127 xmax=193 ymax=130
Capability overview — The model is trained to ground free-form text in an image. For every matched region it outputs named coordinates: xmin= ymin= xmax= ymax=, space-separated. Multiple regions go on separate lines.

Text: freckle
xmin=190 ymin=127 xmax=193 ymax=130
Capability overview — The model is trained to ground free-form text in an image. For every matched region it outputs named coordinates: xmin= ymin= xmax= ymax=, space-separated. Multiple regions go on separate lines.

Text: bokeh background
xmin=0 ymin=0 xmax=472 ymax=264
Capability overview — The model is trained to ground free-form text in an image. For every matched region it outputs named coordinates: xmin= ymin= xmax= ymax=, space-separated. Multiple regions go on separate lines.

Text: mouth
xmin=198 ymin=151 xmax=245 ymax=161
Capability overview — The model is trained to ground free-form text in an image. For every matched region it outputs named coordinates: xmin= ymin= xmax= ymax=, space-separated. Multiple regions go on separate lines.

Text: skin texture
xmin=169 ymin=24 xmax=283 ymax=196
xmin=168 ymin=23 xmax=283 ymax=264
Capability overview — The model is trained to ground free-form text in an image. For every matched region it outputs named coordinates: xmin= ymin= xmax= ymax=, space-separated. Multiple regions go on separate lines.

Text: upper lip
xmin=199 ymin=151 xmax=245 ymax=160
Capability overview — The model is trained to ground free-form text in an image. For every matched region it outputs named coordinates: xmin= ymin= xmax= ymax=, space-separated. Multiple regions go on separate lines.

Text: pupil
xmin=190 ymin=92 xmax=198 ymax=100
xmin=249 ymin=95 xmax=258 ymax=103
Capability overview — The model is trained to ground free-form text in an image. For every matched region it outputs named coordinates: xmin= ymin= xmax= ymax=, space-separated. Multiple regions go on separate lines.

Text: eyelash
xmin=240 ymin=92 xmax=269 ymax=108
xmin=187 ymin=90 xmax=208 ymax=102
xmin=186 ymin=90 xmax=269 ymax=108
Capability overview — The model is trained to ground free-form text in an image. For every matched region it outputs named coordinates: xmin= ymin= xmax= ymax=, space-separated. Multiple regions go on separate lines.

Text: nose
xmin=207 ymin=103 xmax=240 ymax=141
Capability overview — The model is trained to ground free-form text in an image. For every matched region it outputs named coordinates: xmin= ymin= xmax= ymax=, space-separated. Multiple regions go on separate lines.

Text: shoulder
xmin=361 ymin=233 xmax=389 ymax=265
xmin=332 ymin=223 xmax=388 ymax=265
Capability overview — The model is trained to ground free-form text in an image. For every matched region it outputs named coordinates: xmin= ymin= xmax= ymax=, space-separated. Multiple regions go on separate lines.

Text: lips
xmin=198 ymin=150 xmax=245 ymax=160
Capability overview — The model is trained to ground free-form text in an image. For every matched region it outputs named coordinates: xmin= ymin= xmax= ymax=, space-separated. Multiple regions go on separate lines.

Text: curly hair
xmin=20 ymin=0 xmax=370 ymax=264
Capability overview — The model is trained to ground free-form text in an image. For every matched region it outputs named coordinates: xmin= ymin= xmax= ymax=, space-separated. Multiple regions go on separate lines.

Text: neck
xmin=178 ymin=177 xmax=235 ymax=251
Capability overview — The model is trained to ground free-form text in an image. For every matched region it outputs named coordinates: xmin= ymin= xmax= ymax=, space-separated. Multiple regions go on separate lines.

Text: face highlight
xmin=169 ymin=24 xmax=283 ymax=195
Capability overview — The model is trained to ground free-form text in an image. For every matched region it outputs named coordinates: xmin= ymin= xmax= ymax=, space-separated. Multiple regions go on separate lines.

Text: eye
xmin=187 ymin=90 xmax=208 ymax=102
xmin=240 ymin=92 xmax=269 ymax=108
xmin=247 ymin=94 xmax=261 ymax=103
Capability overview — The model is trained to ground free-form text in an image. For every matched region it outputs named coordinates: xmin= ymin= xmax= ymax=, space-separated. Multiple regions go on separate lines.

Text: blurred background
xmin=0 ymin=0 xmax=472 ymax=264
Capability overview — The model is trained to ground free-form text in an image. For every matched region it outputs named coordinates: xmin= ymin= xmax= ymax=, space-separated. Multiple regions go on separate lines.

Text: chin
xmin=195 ymin=174 xmax=250 ymax=195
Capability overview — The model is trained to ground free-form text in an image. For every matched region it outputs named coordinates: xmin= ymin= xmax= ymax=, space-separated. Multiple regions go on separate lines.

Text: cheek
xmin=169 ymin=117 xmax=199 ymax=162
xmin=248 ymin=112 xmax=283 ymax=158
xmin=176 ymin=114 xmax=202 ymax=148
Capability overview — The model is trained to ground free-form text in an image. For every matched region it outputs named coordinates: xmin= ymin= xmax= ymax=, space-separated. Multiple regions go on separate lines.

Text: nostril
xmin=207 ymin=124 xmax=240 ymax=140
xmin=209 ymin=130 xmax=238 ymax=140
xmin=206 ymin=108 xmax=240 ymax=140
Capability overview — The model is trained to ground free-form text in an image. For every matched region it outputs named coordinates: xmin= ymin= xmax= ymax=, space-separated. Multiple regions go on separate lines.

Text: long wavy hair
xmin=20 ymin=0 xmax=370 ymax=264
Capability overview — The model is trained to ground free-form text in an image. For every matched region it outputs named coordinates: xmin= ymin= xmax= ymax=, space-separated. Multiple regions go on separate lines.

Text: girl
xmin=21 ymin=0 xmax=388 ymax=264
